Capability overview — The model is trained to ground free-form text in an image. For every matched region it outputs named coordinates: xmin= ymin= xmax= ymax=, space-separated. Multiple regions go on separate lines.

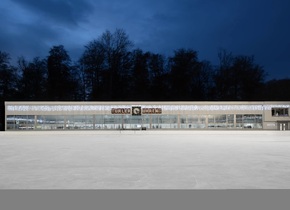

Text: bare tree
xmin=80 ymin=29 xmax=133 ymax=100
xmin=215 ymin=51 xmax=266 ymax=100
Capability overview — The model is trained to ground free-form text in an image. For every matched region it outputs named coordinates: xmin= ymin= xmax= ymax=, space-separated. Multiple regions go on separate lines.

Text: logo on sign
xmin=132 ymin=106 xmax=142 ymax=115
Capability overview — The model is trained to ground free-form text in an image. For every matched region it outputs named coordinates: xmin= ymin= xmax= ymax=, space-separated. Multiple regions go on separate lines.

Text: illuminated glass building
xmin=4 ymin=101 xmax=290 ymax=131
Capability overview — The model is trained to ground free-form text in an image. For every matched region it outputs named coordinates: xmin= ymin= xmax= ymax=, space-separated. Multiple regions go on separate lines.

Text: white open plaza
xmin=1 ymin=130 xmax=290 ymax=189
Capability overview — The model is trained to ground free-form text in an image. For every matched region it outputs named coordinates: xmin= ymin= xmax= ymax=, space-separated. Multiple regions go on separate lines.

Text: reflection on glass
xmin=180 ymin=115 xmax=206 ymax=129
xmin=7 ymin=115 xmax=35 ymax=130
xmin=6 ymin=113 xmax=264 ymax=130
xmin=236 ymin=114 xmax=263 ymax=129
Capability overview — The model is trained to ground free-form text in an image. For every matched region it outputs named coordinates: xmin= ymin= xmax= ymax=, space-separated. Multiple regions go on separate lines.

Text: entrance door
xmin=278 ymin=122 xmax=289 ymax=131
xmin=123 ymin=115 xmax=142 ymax=129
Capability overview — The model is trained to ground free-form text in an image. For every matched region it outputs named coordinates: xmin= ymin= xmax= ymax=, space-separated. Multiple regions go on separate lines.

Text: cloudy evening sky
xmin=0 ymin=0 xmax=289 ymax=80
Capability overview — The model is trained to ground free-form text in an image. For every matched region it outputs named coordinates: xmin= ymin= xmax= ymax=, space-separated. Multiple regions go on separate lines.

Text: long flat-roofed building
xmin=4 ymin=101 xmax=290 ymax=131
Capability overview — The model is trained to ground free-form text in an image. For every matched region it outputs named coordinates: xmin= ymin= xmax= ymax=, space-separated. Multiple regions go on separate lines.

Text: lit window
xmin=272 ymin=108 xmax=289 ymax=117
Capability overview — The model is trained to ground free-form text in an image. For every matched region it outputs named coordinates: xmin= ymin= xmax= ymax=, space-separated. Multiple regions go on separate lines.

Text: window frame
xmin=272 ymin=108 xmax=289 ymax=117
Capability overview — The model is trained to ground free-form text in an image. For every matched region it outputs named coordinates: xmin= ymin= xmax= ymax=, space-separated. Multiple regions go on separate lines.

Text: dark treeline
xmin=1 ymin=29 xmax=290 ymax=130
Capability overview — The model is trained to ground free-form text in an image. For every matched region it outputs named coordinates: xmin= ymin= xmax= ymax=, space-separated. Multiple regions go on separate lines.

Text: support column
xmin=34 ymin=115 xmax=37 ymax=130
xmin=234 ymin=114 xmax=236 ymax=128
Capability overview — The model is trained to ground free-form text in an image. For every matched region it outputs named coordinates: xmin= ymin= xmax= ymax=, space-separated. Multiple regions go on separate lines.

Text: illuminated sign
xmin=142 ymin=108 xmax=162 ymax=114
xmin=111 ymin=108 xmax=131 ymax=114
xmin=111 ymin=107 xmax=162 ymax=115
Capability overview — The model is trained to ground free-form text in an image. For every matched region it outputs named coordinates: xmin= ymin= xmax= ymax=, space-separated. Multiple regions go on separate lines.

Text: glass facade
xmin=6 ymin=114 xmax=264 ymax=130
xmin=236 ymin=114 xmax=263 ymax=129
xmin=7 ymin=115 xmax=35 ymax=130
xmin=180 ymin=115 xmax=206 ymax=129
xmin=207 ymin=114 xmax=234 ymax=128
xmin=6 ymin=102 xmax=290 ymax=131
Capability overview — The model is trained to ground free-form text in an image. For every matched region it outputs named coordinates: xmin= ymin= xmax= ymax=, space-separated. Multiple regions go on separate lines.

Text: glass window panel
xmin=171 ymin=116 xmax=178 ymax=129
xmin=160 ymin=116 xmax=170 ymax=128
xmin=26 ymin=115 xmax=35 ymax=129
xmin=73 ymin=115 xmax=87 ymax=129
xmin=151 ymin=115 xmax=178 ymax=129
xmin=161 ymin=115 xmax=177 ymax=129
xmin=236 ymin=115 xmax=242 ymax=123
xmin=36 ymin=115 xmax=45 ymax=129
xmin=236 ymin=115 xmax=243 ymax=128
xmin=192 ymin=115 xmax=205 ymax=128
xmin=123 ymin=115 xmax=131 ymax=129
xmin=38 ymin=115 xmax=95 ymax=130
xmin=196 ymin=115 xmax=206 ymax=129
xmin=255 ymin=115 xmax=263 ymax=129
xmin=36 ymin=115 xmax=51 ymax=130
xmin=104 ymin=115 xmax=115 ymax=129
xmin=227 ymin=115 xmax=234 ymax=128
xmin=154 ymin=116 xmax=162 ymax=124
xmin=113 ymin=115 xmax=123 ymax=124
xmin=235 ymin=114 xmax=263 ymax=129
xmin=180 ymin=116 xmax=187 ymax=124
xmin=243 ymin=115 xmax=254 ymax=129
xmin=7 ymin=115 xmax=16 ymax=130
xmin=15 ymin=115 xmax=25 ymax=124
xmin=27 ymin=115 xmax=35 ymax=123
xmin=227 ymin=115 xmax=234 ymax=124
xmin=85 ymin=115 xmax=94 ymax=129
xmin=112 ymin=115 xmax=122 ymax=130
xmin=130 ymin=116 xmax=142 ymax=129
xmin=15 ymin=115 xmax=27 ymax=130
xmin=142 ymin=115 xmax=150 ymax=129
xmin=215 ymin=115 xmax=226 ymax=128
xmin=208 ymin=115 xmax=214 ymax=123
xmin=215 ymin=115 xmax=226 ymax=123
xmin=35 ymin=115 xmax=64 ymax=130
xmin=152 ymin=116 xmax=161 ymax=129
xmin=200 ymin=115 xmax=206 ymax=123
xmin=187 ymin=116 xmax=196 ymax=128
xmin=256 ymin=115 xmax=262 ymax=123
xmin=184 ymin=115 xmax=204 ymax=129
xmin=95 ymin=115 xmax=104 ymax=124
xmin=193 ymin=116 xmax=199 ymax=123
xmin=76 ymin=115 xmax=84 ymax=129
xmin=55 ymin=116 xmax=65 ymax=129
xmin=187 ymin=115 xmax=198 ymax=123
xmin=66 ymin=115 xmax=75 ymax=129
xmin=180 ymin=115 xmax=189 ymax=129
xmin=95 ymin=115 xmax=103 ymax=129
xmin=122 ymin=116 xmax=142 ymax=129
xmin=243 ymin=115 xmax=255 ymax=123
xmin=272 ymin=108 xmax=289 ymax=117
xmin=123 ymin=115 xmax=130 ymax=129
xmin=208 ymin=115 xmax=215 ymax=128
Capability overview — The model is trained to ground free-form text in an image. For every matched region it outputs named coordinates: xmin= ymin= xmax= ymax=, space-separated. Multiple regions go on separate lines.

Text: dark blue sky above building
xmin=0 ymin=0 xmax=289 ymax=80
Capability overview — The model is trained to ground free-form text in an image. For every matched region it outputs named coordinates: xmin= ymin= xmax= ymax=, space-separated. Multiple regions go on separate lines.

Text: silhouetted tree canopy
xmin=0 ymin=51 xmax=19 ymax=130
xmin=47 ymin=45 xmax=75 ymax=100
xmin=17 ymin=57 xmax=47 ymax=100
xmin=214 ymin=50 xmax=266 ymax=100
xmin=80 ymin=29 xmax=133 ymax=100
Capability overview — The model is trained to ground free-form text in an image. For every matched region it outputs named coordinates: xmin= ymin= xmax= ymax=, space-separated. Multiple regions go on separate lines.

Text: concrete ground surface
xmin=0 ymin=130 xmax=290 ymax=189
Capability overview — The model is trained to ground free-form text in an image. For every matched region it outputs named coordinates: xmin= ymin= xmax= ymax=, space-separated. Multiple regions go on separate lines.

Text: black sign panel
xmin=132 ymin=106 xmax=141 ymax=115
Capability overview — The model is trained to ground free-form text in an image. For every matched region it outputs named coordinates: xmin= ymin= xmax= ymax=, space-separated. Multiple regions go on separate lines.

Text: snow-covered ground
xmin=0 ymin=130 xmax=290 ymax=189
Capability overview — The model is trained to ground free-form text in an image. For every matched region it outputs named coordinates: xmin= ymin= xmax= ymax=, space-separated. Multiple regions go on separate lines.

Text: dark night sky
xmin=1 ymin=0 xmax=289 ymax=80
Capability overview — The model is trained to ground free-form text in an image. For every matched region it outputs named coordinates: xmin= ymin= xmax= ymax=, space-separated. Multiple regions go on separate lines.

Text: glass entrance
xmin=278 ymin=122 xmax=289 ymax=131
xmin=123 ymin=115 xmax=142 ymax=129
